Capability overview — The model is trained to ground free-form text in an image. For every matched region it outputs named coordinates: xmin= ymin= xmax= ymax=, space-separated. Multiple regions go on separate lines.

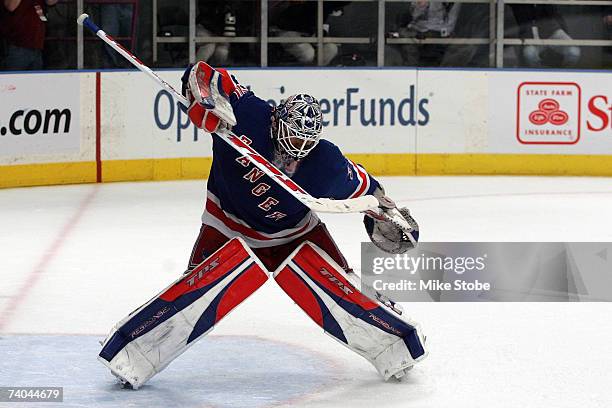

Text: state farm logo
xmin=517 ymin=82 xmax=581 ymax=144
xmin=529 ymin=99 xmax=568 ymax=126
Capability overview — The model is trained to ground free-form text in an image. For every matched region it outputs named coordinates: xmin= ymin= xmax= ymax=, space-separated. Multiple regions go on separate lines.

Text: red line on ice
xmin=0 ymin=187 xmax=98 ymax=332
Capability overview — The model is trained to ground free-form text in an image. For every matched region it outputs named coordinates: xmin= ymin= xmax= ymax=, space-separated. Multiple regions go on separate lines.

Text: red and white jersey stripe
xmin=348 ymin=160 xmax=371 ymax=199
xmin=201 ymin=192 xmax=320 ymax=248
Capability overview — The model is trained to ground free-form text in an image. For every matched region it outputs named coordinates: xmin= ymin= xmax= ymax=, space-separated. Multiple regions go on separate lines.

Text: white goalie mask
xmin=271 ymin=94 xmax=323 ymax=159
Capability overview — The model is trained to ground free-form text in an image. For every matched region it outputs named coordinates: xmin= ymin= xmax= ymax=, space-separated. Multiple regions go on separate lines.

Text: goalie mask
xmin=271 ymin=94 xmax=323 ymax=160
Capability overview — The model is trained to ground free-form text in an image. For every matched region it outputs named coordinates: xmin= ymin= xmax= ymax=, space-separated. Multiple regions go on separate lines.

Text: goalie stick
xmin=76 ymin=13 xmax=413 ymax=234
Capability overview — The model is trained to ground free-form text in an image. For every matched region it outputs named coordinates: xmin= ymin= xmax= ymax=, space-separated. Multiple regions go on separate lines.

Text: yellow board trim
xmin=3 ymin=153 xmax=612 ymax=189
xmin=102 ymin=158 xmax=213 ymax=182
xmin=416 ymin=154 xmax=612 ymax=176
xmin=346 ymin=153 xmax=416 ymax=176
xmin=0 ymin=161 xmax=96 ymax=188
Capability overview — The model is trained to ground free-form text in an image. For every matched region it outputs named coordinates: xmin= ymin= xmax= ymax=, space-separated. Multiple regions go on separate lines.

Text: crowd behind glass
xmin=2 ymin=0 xmax=612 ymax=71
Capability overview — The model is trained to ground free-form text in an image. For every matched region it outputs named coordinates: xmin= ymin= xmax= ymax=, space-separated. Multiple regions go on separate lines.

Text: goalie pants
xmin=188 ymin=222 xmax=349 ymax=273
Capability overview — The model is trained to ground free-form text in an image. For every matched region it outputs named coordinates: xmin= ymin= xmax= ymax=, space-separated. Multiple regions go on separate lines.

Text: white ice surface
xmin=1 ymin=176 xmax=612 ymax=407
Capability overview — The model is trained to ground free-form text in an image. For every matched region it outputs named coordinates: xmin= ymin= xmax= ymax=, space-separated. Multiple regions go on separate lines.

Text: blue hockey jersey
xmin=201 ymin=71 xmax=380 ymax=247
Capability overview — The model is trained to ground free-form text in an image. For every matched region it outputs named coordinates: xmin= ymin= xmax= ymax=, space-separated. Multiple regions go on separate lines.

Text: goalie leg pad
xmin=274 ymin=242 xmax=427 ymax=380
xmin=98 ymin=238 xmax=268 ymax=389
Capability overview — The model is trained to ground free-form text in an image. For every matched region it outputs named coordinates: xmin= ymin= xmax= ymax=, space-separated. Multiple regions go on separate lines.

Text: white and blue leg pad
xmin=274 ymin=242 xmax=428 ymax=380
xmin=98 ymin=238 xmax=268 ymax=389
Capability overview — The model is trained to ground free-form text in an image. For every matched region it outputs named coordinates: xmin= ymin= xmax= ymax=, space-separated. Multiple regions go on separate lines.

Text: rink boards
xmin=1 ymin=68 xmax=611 ymax=188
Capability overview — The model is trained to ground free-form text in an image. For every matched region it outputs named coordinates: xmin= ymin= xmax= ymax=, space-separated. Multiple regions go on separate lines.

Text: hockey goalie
xmin=98 ymin=62 xmax=427 ymax=389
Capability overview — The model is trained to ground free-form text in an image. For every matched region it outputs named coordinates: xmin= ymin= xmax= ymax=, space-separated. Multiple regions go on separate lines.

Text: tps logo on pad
xmin=517 ymin=82 xmax=581 ymax=144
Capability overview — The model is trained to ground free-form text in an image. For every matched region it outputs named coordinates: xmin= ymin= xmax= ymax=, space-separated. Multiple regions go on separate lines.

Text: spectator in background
xmin=0 ymin=0 xmax=57 ymax=70
xmin=269 ymin=0 xmax=350 ymax=66
xmin=604 ymin=10 xmax=612 ymax=31
xmin=195 ymin=0 xmax=234 ymax=65
xmin=389 ymin=0 xmax=461 ymax=67
xmin=510 ymin=4 xmax=580 ymax=68
xmin=603 ymin=8 xmax=612 ymax=68
xmin=440 ymin=3 xmax=489 ymax=67
xmin=99 ymin=1 xmax=136 ymax=68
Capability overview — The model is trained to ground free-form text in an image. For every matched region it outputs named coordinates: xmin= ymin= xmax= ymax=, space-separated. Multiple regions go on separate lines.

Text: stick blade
xmin=305 ymin=195 xmax=380 ymax=213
